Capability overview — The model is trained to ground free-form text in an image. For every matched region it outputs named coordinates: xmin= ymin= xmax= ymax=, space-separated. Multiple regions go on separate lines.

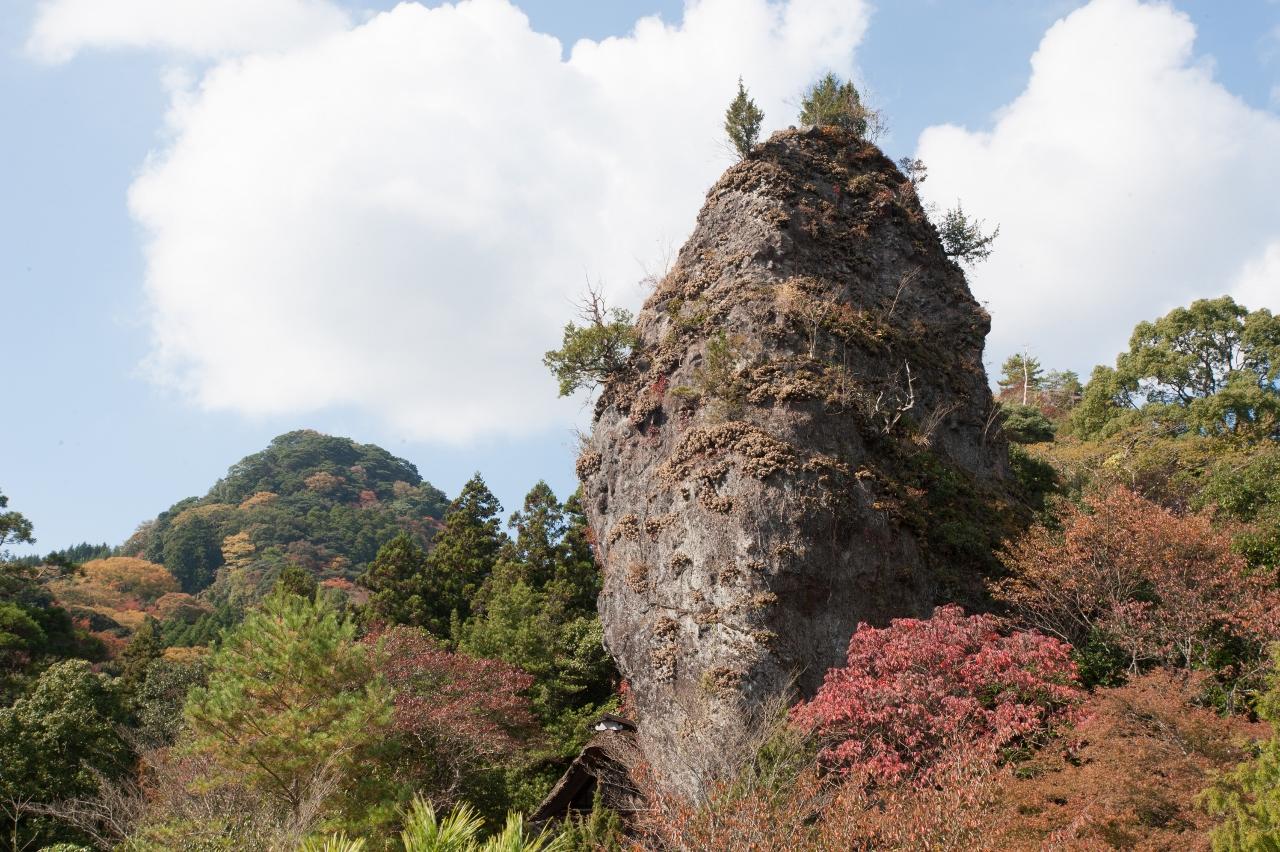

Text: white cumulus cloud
xmin=26 ymin=0 xmax=352 ymax=63
xmin=916 ymin=0 xmax=1280 ymax=377
xmin=1232 ymin=240 xmax=1280 ymax=312
xmin=126 ymin=0 xmax=869 ymax=442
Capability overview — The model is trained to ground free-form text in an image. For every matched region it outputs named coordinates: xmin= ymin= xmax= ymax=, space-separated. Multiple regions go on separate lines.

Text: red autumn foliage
xmin=994 ymin=486 xmax=1280 ymax=672
xmin=790 ymin=605 xmax=1082 ymax=783
xmin=364 ymin=625 xmax=536 ymax=800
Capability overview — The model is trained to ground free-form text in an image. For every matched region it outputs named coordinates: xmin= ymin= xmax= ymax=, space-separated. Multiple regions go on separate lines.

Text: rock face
xmin=578 ymin=127 xmax=1008 ymax=798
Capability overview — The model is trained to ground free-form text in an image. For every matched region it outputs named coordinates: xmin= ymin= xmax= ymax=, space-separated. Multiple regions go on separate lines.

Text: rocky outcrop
xmin=578 ymin=127 xmax=1009 ymax=798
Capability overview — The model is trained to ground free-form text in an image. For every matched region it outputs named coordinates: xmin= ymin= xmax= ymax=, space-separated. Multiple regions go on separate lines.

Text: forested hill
xmin=120 ymin=430 xmax=448 ymax=598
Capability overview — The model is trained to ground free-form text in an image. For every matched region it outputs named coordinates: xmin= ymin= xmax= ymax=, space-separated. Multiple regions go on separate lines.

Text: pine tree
xmin=182 ymin=590 xmax=392 ymax=819
xmin=553 ymin=491 xmax=603 ymax=613
xmin=724 ymin=77 xmax=764 ymax=159
xmin=998 ymin=352 xmax=1045 ymax=406
xmin=360 ymin=533 xmax=431 ymax=628
xmin=938 ymin=202 xmax=1000 ymax=267
xmin=460 ymin=487 xmax=613 ymax=759
xmin=503 ymin=482 xmax=565 ymax=589
xmin=118 ymin=616 xmax=164 ymax=693
xmin=418 ymin=474 xmax=507 ymax=638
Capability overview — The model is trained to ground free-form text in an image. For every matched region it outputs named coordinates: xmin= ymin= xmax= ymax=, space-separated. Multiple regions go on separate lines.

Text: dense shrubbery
xmin=995 ymin=486 xmax=1280 ymax=691
xmin=797 ymin=73 xmax=875 ymax=137
xmin=791 ymin=605 xmax=1082 ymax=783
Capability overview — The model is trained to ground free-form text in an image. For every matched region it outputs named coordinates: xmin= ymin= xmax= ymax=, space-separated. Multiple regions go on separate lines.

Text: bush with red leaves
xmin=364 ymin=625 xmax=537 ymax=803
xmin=791 ymin=605 xmax=1082 ymax=783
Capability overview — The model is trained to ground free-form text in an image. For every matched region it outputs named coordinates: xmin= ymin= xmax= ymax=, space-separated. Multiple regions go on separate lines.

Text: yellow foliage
xmin=163 ymin=645 xmax=209 ymax=664
xmin=221 ymin=530 xmax=255 ymax=569
xmin=51 ymin=556 xmax=179 ymax=618
xmin=106 ymin=609 xmax=149 ymax=631
xmin=153 ymin=591 xmax=212 ymax=622
xmin=304 ymin=471 xmax=343 ymax=493
xmin=171 ymin=503 xmax=235 ymax=530
xmin=239 ymin=490 xmax=278 ymax=508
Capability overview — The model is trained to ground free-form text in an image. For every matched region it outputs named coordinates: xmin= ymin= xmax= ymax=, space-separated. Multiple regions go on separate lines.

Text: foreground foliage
xmin=633 ymin=709 xmax=1002 ymax=851
xmin=182 ymin=588 xmax=392 ymax=831
xmin=1205 ymin=648 xmax=1280 ymax=850
xmin=0 ymin=660 xmax=130 ymax=849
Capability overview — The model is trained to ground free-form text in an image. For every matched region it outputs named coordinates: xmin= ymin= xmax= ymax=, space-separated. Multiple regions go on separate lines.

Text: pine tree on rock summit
xmin=724 ymin=77 xmax=764 ymax=159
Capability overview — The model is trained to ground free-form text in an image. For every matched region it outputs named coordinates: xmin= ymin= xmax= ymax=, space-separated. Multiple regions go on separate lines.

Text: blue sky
xmin=3 ymin=0 xmax=1278 ymax=554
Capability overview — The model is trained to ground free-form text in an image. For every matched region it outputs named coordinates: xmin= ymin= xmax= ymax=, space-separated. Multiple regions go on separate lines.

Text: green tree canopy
xmin=414 ymin=474 xmax=508 ymax=638
xmin=360 ymin=532 xmax=432 ymax=629
xmin=1205 ymin=647 xmax=1280 ymax=849
xmin=724 ymin=77 xmax=764 ymax=159
xmin=1000 ymin=404 xmax=1056 ymax=444
xmin=1074 ymin=297 xmax=1280 ymax=439
xmin=0 ymin=488 xmax=35 ymax=555
xmin=798 ymin=72 xmax=870 ymax=136
xmin=997 ymin=353 xmax=1045 ymax=405
xmin=276 ymin=561 xmax=320 ymax=600
xmin=460 ymin=485 xmax=613 ymax=761
xmin=938 ymin=202 xmax=999 ymax=266
xmin=117 ymin=615 xmax=164 ymax=694
xmin=543 ymin=288 xmax=637 ymax=398
xmin=182 ymin=589 xmax=392 ymax=822
xmin=0 ymin=507 xmax=101 ymax=699
xmin=0 ymin=660 xmax=130 ymax=849
xmin=160 ymin=509 xmax=225 ymax=594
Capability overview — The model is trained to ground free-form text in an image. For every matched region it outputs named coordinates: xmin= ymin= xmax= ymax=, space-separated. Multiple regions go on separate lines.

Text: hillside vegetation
xmin=125 ymin=429 xmax=449 ymax=598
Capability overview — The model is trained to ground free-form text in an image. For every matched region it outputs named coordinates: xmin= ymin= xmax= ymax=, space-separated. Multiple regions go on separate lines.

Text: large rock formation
xmin=578 ymin=127 xmax=1009 ymax=798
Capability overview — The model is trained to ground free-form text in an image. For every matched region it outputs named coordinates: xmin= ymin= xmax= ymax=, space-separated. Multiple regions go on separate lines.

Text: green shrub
xmin=798 ymin=73 xmax=871 ymax=136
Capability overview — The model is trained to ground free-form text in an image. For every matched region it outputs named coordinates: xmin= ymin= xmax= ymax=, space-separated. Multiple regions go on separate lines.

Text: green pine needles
xmin=181 ymin=588 xmax=392 ymax=816
xmin=725 ymin=77 xmax=764 ymax=159
xmin=543 ymin=286 xmax=637 ymax=398
xmin=1204 ymin=647 xmax=1280 ymax=850
xmin=303 ymin=797 xmax=566 ymax=851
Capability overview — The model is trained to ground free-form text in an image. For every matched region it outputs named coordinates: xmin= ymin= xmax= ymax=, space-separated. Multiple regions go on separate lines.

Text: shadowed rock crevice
xmin=578 ymin=126 xmax=1011 ymax=798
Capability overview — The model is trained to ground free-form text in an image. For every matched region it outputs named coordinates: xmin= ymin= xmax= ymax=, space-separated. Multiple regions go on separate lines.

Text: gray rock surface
xmin=578 ymin=127 xmax=1008 ymax=798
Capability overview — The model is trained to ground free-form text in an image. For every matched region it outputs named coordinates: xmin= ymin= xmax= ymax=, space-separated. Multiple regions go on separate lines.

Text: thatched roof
xmin=530 ymin=723 xmax=641 ymax=825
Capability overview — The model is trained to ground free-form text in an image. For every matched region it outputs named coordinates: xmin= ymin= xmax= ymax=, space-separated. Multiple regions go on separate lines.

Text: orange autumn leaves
xmin=993 ymin=487 xmax=1280 ymax=674
xmin=49 ymin=556 xmax=200 ymax=632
